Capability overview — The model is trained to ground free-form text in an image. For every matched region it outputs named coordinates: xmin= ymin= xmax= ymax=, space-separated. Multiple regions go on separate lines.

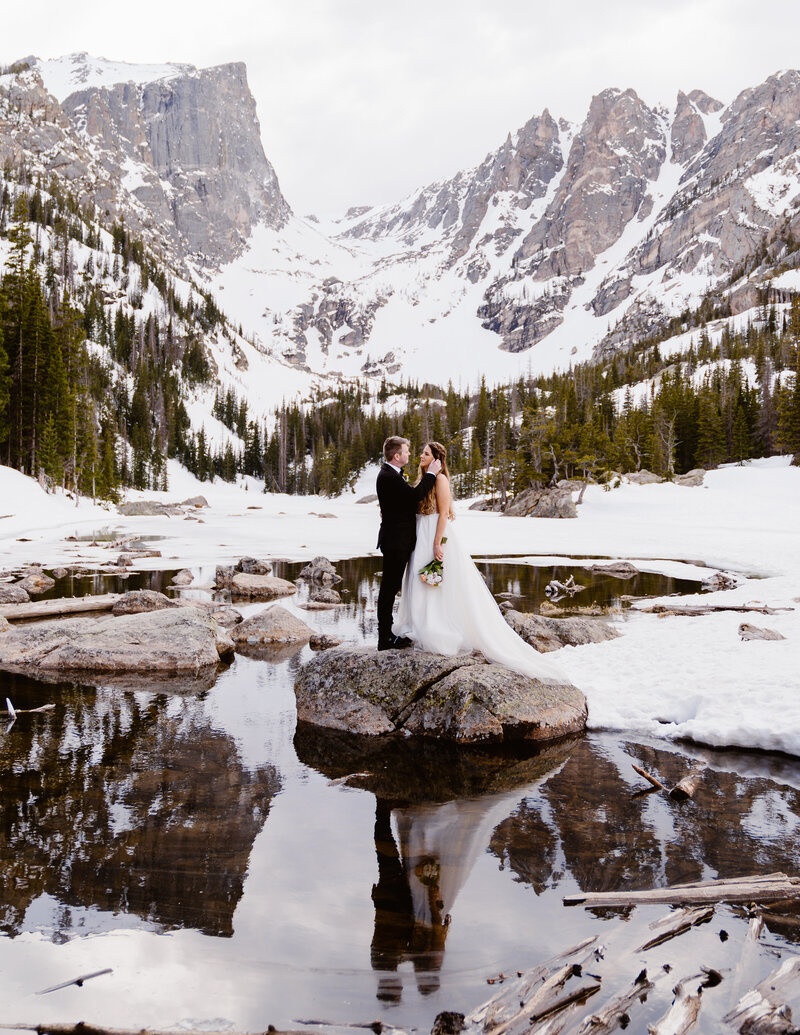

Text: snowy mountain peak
xmin=32 ymin=52 xmax=194 ymax=103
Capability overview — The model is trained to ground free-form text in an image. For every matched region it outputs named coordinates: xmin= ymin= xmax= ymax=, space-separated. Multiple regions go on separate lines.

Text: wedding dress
xmin=393 ymin=512 xmax=567 ymax=683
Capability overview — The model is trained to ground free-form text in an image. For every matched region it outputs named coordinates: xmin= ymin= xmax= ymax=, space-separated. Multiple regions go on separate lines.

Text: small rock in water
xmin=309 ymin=633 xmax=343 ymax=651
xmin=17 ymin=573 xmax=56 ymax=594
xmin=112 ymin=590 xmax=179 ymax=615
xmin=171 ymin=569 xmax=194 ymax=586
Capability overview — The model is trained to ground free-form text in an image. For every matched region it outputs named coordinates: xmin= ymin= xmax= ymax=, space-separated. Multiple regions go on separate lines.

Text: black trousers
xmin=377 ymin=548 xmax=411 ymax=642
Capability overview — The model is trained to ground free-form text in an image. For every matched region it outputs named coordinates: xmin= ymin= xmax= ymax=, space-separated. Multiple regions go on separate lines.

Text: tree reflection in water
xmin=0 ymin=670 xmax=280 ymax=939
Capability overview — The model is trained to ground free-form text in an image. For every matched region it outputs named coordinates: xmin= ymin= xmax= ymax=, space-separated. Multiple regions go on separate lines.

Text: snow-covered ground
xmin=0 ymin=457 xmax=798 ymax=757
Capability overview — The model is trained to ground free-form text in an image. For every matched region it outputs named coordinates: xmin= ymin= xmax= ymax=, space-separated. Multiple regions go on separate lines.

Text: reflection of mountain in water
xmin=0 ymin=673 xmax=280 ymax=938
xmin=490 ymin=738 xmax=800 ymax=926
xmin=295 ymin=724 xmax=576 ymax=1001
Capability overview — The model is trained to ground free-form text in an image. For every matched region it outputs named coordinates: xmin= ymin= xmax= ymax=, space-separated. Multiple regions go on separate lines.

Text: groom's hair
xmin=383 ymin=436 xmax=409 ymax=463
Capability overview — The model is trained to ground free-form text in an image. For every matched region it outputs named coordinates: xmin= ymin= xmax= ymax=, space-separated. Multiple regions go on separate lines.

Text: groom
xmin=376 ymin=436 xmax=441 ymax=651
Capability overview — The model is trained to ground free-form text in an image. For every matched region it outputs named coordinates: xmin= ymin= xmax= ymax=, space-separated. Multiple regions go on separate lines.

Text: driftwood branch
xmin=37 ymin=967 xmax=113 ymax=994
xmin=631 ymin=764 xmax=666 ymax=791
xmin=564 ymin=873 xmax=800 ymax=909
xmin=0 ymin=704 xmax=55 ymax=717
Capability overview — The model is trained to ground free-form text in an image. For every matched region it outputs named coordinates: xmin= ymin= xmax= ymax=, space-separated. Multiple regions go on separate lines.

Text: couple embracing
xmin=375 ymin=436 xmax=565 ymax=682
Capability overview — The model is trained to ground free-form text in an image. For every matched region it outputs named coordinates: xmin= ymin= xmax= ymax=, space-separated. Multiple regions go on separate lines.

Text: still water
xmin=1 ymin=558 xmax=799 ymax=1031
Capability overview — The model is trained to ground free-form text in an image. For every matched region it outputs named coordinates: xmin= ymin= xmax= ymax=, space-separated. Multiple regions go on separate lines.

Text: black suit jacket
xmin=376 ymin=464 xmax=436 ymax=554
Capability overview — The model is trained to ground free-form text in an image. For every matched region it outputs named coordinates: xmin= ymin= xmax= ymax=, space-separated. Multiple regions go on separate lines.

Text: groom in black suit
xmin=376 ymin=436 xmax=440 ymax=651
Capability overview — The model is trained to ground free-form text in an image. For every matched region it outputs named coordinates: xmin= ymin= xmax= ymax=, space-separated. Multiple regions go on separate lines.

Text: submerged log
xmin=637 ymin=905 xmax=714 ymax=951
xmin=0 ymin=593 xmax=121 ymax=621
xmin=566 ymin=969 xmax=654 ymax=1034
xmin=647 ymin=980 xmax=702 ymax=1035
xmin=564 ymin=873 xmax=800 ymax=908
xmin=464 ymin=937 xmax=600 ymax=1035
xmin=723 ymin=956 xmax=800 ymax=1032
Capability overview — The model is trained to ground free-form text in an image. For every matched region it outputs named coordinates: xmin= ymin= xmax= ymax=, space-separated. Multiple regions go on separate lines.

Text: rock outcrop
xmin=503 ymin=610 xmax=620 ymax=652
xmin=112 ymin=590 xmax=179 ymax=615
xmin=233 ymin=605 xmax=313 ymax=647
xmin=503 ymin=487 xmax=577 ymax=519
xmin=0 ymin=585 xmax=30 ymax=604
xmin=294 ymin=646 xmax=586 ymax=743
xmin=0 ymin=606 xmax=233 ymax=674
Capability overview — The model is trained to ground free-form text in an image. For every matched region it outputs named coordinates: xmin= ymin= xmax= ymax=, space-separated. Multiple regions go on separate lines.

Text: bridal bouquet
xmin=419 ymin=538 xmax=447 ymax=587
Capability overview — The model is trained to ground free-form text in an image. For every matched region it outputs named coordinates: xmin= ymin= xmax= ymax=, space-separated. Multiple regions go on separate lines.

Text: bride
xmin=393 ymin=441 xmax=568 ymax=683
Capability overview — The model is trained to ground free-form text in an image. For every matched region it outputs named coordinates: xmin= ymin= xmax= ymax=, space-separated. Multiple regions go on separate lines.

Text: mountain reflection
xmin=489 ymin=738 xmax=800 ymax=924
xmin=0 ymin=672 xmax=280 ymax=938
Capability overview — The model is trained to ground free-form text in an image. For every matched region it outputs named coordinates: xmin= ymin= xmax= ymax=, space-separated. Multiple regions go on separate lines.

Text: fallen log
xmin=723 ymin=956 xmax=800 ymax=1032
xmin=0 ymin=704 xmax=55 ymax=717
xmin=640 ymin=603 xmax=792 ymax=617
xmin=0 ymin=594 xmax=122 ymax=621
xmin=637 ymin=905 xmax=714 ymax=951
xmin=564 ymin=873 xmax=800 ymax=908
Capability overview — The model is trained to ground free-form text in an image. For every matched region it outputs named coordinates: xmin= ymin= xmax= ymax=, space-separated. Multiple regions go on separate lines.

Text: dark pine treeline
xmin=0 ymin=167 xmax=240 ymax=498
xmin=242 ymin=298 xmax=800 ymax=499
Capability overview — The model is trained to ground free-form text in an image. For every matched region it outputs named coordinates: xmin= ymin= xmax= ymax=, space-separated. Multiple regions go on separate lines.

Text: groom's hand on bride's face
xmin=429 ymin=459 xmax=442 ymax=476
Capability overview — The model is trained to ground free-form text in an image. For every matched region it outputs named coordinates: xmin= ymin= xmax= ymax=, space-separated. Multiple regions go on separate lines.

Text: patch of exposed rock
xmin=171 ymin=569 xmax=194 ymax=586
xmin=309 ymin=633 xmax=344 ymax=651
xmin=675 ymin=469 xmax=706 ymax=487
xmin=626 ymin=469 xmax=665 ymax=485
xmin=356 ymin=494 xmax=378 ymax=504
xmin=233 ymin=605 xmax=313 ymax=648
xmin=228 ymin=573 xmax=296 ymax=600
xmin=214 ymin=557 xmax=274 ymax=588
xmin=294 ymin=646 xmax=586 ymax=743
xmin=0 ymin=607 xmax=233 ymax=674
xmin=587 ymin=562 xmax=640 ymax=579
xmin=0 ymin=585 xmax=31 ymax=604
xmin=504 ymin=610 xmax=620 ymax=652
xmin=298 ymin=556 xmax=342 ymax=584
xmin=308 ymin=587 xmax=342 ymax=604
xmin=17 ymin=572 xmax=56 ymax=594
xmin=503 ymin=487 xmax=577 ymax=519
xmin=112 ymin=590 xmax=179 ymax=615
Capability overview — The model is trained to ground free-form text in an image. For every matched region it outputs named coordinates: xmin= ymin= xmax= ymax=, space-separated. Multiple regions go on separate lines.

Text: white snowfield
xmin=0 ymin=457 xmax=798 ymax=757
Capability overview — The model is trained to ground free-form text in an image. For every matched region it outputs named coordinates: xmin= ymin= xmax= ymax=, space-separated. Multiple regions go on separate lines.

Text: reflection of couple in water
xmin=370 ymin=787 xmax=534 ymax=1003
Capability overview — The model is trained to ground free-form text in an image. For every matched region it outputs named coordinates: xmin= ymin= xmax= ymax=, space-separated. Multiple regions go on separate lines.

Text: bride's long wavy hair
xmin=415 ymin=441 xmax=454 ymax=518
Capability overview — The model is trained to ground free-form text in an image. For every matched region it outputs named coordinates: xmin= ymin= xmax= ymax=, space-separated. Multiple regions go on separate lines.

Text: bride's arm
xmin=433 ymin=476 xmax=451 ymax=561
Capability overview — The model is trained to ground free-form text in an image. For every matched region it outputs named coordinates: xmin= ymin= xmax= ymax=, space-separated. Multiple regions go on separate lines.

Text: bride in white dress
xmin=393 ymin=441 xmax=568 ymax=683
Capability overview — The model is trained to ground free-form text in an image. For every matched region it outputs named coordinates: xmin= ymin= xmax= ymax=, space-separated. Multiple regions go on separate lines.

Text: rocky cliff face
xmin=1 ymin=55 xmax=289 ymax=268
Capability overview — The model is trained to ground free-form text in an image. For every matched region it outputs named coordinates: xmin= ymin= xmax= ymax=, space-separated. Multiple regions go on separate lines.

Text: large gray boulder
xmin=503 ymin=487 xmax=577 ymax=519
xmin=233 ymin=605 xmax=313 ymax=647
xmin=0 ymin=607 xmax=233 ymax=674
xmin=504 ymin=610 xmax=620 ymax=652
xmin=229 ymin=573 xmax=296 ymax=600
xmin=294 ymin=646 xmax=586 ymax=743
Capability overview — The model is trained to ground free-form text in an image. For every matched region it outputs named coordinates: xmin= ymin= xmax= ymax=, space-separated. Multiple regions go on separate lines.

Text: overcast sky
xmin=5 ymin=1 xmax=800 ymax=215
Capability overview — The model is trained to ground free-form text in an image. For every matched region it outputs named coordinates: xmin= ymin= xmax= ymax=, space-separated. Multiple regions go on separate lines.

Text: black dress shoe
xmin=393 ymin=636 xmax=413 ymax=649
xmin=377 ymin=636 xmax=398 ymax=651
